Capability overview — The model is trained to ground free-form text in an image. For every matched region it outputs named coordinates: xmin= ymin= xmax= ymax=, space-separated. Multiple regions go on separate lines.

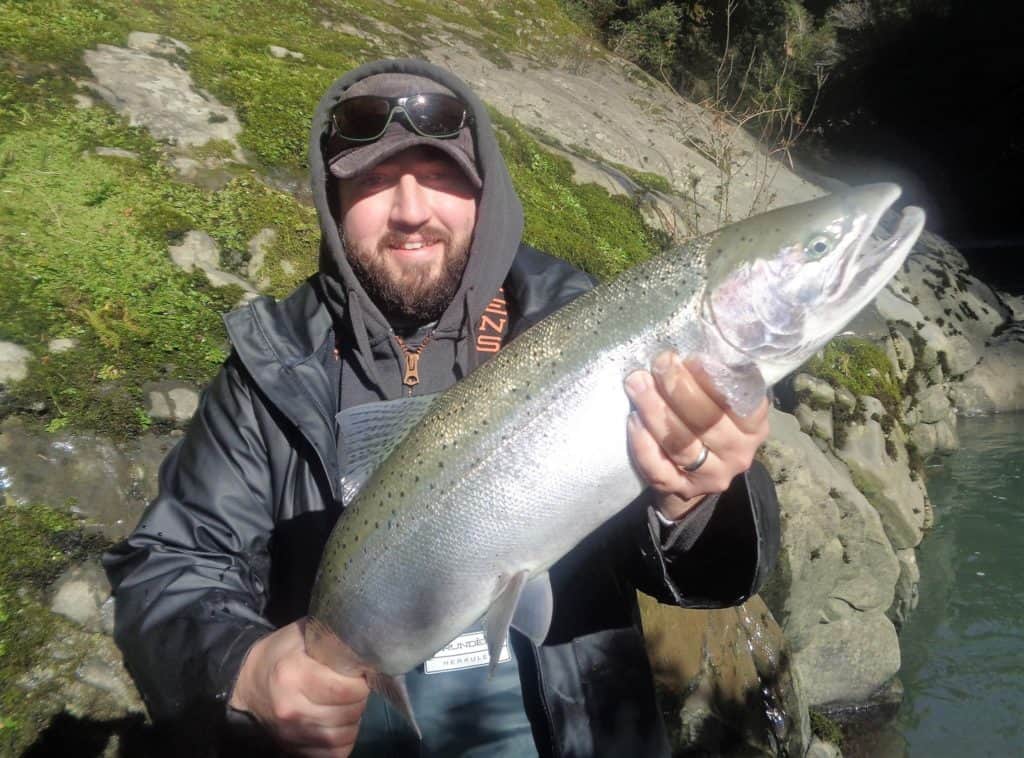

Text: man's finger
xmin=624 ymin=369 xmax=704 ymax=469
xmin=650 ymin=352 xmax=724 ymax=436
xmin=685 ymin=358 xmax=771 ymax=433
xmin=300 ymin=663 xmax=371 ymax=707
xmin=287 ymin=696 xmax=367 ymax=730
xmin=627 ymin=412 xmax=702 ymax=500
xmin=287 ymin=722 xmax=361 ymax=752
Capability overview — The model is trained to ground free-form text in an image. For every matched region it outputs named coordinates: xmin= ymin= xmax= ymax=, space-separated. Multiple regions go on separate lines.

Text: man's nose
xmin=389 ymin=174 xmax=430 ymax=229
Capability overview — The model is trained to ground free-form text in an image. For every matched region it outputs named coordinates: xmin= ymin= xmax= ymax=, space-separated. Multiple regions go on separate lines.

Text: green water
xmin=893 ymin=413 xmax=1024 ymax=755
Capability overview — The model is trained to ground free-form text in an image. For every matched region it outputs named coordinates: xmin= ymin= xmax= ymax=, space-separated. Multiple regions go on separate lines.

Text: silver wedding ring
xmin=679 ymin=444 xmax=709 ymax=473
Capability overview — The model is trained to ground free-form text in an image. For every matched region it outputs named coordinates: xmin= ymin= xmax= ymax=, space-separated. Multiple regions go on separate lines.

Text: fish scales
xmin=311 ymin=242 xmax=712 ymax=674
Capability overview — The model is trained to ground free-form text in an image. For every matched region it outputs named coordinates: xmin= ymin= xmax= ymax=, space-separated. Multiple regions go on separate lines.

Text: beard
xmin=343 ymin=226 xmax=472 ymax=324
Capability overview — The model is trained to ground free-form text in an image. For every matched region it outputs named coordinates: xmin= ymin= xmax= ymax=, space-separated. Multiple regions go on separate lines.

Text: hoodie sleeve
xmin=103 ymin=355 xmax=276 ymax=732
xmin=605 ymin=461 xmax=780 ymax=608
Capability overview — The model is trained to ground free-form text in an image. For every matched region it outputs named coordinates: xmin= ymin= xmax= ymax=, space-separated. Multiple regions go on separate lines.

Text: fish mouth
xmin=827 ymin=198 xmax=926 ymax=314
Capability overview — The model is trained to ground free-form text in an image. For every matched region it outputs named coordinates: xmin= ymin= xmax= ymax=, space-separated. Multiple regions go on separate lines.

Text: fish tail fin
xmin=304 ymin=616 xmax=422 ymax=739
xmin=304 ymin=616 xmax=362 ymax=676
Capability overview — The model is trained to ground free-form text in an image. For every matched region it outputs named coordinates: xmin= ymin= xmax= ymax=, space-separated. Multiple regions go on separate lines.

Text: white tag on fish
xmin=423 ymin=631 xmax=510 ymax=674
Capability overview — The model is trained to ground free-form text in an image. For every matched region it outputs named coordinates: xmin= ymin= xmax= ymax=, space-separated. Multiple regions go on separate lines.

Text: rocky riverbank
xmin=3 ymin=3 xmax=1023 ymax=755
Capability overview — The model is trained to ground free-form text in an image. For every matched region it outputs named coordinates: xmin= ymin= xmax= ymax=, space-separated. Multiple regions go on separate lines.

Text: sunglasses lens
xmin=405 ymin=94 xmax=466 ymax=136
xmin=333 ymin=96 xmax=393 ymax=140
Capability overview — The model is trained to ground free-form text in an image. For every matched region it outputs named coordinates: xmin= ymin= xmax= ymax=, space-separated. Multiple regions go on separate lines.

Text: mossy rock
xmin=0 ymin=503 xmax=111 ymax=754
xmin=803 ymin=338 xmax=903 ymax=418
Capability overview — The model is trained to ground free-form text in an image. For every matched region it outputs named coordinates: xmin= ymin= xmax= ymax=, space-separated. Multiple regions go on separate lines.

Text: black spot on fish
xmin=438 ymin=461 xmax=444 ymax=468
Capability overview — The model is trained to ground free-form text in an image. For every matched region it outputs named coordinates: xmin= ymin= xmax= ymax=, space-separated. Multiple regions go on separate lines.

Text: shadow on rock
xmin=22 ymin=711 xmax=159 ymax=758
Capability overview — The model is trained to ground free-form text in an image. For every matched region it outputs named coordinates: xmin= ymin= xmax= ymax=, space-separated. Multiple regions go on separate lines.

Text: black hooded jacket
xmin=104 ymin=59 xmax=780 ymax=757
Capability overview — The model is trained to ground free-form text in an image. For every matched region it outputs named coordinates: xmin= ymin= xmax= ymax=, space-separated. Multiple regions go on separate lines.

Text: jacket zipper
xmin=529 ymin=642 xmax=560 ymax=758
xmin=394 ymin=333 xmax=432 ymax=395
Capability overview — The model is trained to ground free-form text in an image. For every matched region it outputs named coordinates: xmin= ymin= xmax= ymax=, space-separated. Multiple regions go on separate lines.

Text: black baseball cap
xmin=327 ymin=73 xmax=480 ymax=188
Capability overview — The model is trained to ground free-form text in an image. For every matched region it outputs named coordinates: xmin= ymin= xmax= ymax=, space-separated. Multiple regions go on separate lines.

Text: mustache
xmin=379 ymin=227 xmax=452 ymax=251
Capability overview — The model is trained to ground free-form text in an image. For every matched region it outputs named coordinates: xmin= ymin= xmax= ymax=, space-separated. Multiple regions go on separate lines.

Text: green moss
xmin=0 ymin=503 xmax=110 ymax=753
xmin=809 ymin=710 xmax=844 ymax=746
xmin=803 ymin=338 xmax=903 ymax=418
xmin=0 ymin=103 xmax=314 ymax=438
xmin=492 ymin=109 xmax=664 ymax=280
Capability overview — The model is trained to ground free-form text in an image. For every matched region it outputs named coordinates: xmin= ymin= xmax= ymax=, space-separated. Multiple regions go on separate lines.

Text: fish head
xmin=702 ymin=183 xmax=925 ymax=384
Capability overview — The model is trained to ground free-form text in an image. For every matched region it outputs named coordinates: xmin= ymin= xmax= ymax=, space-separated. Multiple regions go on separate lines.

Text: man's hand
xmin=625 ymin=350 xmax=770 ymax=521
xmin=229 ymin=618 xmax=370 ymax=757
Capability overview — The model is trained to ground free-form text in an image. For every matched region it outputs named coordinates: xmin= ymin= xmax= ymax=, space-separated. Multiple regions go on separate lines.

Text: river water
xmin=889 ymin=413 xmax=1024 ymax=755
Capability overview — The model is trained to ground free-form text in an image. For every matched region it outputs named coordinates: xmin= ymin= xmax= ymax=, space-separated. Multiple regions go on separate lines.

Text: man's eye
xmin=358 ymin=173 xmax=390 ymax=189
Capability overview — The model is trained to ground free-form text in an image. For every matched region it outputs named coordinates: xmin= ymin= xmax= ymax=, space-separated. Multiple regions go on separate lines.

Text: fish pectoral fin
xmin=484 ymin=570 xmax=554 ymax=677
xmin=367 ymin=670 xmax=421 ymax=740
xmin=510 ymin=571 xmax=553 ymax=647
xmin=337 ymin=394 xmax=439 ymax=505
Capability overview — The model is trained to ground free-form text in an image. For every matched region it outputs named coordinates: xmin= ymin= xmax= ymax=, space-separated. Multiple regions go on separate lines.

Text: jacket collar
xmin=223 ymin=280 xmax=340 ymax=498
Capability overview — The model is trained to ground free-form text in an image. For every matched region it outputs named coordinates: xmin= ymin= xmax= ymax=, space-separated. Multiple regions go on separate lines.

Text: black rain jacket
xmin=104 ymin=59 xmax=780 ymax=757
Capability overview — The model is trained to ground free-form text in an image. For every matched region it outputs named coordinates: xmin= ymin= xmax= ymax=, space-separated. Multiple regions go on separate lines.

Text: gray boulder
xmin=0 ymin=341 xmax=31 ymax=384
xmin=143 ymin=381 xmax=201 ymax=426
xmin=760 ymin=410 xmax=902 ymax=709
xmin=50 ymin=561 xmax=110 ymax=633
xmin=82 ymin=39 xmax=243 ymax=160
xmin=835 ymin=400 xmax=929 ymax=549
xmin=949 ymin=322 xmax=1024 ymax=414
xmin=168 ymin=230 xmax=258 ymax=293
xmin=794 ymin=613 xmax=900 ymax=706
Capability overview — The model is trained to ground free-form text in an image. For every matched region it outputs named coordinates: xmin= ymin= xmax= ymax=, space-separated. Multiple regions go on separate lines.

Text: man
xmin=105 ymin=59 xmax=779 ymax=757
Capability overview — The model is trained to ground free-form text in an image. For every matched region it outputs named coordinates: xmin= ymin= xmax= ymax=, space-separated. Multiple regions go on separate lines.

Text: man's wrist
xmin=655 ymin=492 xmax=706 ymax=523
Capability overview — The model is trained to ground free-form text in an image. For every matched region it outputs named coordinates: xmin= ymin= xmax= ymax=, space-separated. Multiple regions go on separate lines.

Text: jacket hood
xmin=309 ymin=59 xmax=524 ymax=390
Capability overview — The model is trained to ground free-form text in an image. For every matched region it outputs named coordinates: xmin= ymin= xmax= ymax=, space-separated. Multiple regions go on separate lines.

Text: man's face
xmin=338 ymin=146 xmax=479 ymax=323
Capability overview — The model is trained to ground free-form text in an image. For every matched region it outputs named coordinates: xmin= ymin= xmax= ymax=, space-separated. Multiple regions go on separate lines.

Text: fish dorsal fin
xmin=484 ymin=570 xmax=554 ymax=676
xmin=337 ymin=394 xmax=439 ymax=505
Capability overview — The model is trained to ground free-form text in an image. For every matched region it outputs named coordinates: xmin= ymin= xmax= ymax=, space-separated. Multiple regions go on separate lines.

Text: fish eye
xmin=805 ymin=234 xmax=835 ymax=260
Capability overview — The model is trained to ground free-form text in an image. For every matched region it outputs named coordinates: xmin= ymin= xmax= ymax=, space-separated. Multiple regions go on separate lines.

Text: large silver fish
xmin=306 ymin=183 xmax=925 ymax=730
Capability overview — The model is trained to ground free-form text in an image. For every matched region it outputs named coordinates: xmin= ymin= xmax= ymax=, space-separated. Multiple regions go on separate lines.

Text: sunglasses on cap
xmin=331 ymin=94 xmax=472 ymax=142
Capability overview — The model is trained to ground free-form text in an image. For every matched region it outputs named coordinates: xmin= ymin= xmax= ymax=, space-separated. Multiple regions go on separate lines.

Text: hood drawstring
xmin=458 ymin=285 xmax=478 ymax=377
xmin=347 ymin=288 xmax=388 ymax=395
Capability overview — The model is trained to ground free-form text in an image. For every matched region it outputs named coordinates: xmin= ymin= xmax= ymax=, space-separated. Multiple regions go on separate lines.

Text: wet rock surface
xmin=0 ymin=417 xmax=177 ymax=540
xmin=641 ymin=594 xmax=810 ymax=757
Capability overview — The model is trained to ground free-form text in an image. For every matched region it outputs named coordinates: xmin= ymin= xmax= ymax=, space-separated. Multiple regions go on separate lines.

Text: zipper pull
xmin=403 ymin=351 xmax=421 ymax=387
